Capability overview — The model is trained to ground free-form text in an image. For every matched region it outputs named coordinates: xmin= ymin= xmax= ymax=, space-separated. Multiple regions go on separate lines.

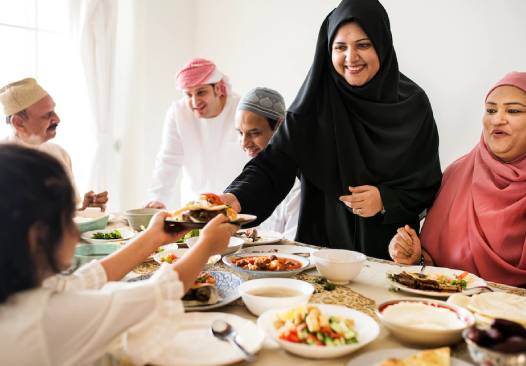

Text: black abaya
xmin=225 ymin=0 xmax=442 ymax=259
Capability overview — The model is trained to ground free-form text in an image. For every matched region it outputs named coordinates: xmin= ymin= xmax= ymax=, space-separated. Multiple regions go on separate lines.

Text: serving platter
xmin=127 ymin=270 xmax=242 ymax=311
xmin=223 ymin=252 xmax=310 ymax=278
xmin=185 ymin=271 xmax=243 ymax=311
xmin=387 ymin=265 xmax=487 ymax=298
xmin=164 ymin=213 xmax=257 ymax=231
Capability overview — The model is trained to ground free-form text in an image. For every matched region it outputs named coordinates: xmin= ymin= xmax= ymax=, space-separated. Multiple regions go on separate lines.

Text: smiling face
xmin=12 ymin=95 xmax=60 ymax=143
xmin=235 ymin=110 xmax=276 ymax=158
xmin=184 ymin=83 xmax=226 ymax=119
xmin=331 ymin=21 xmax=380 ymax=87
xmin=483 ymin=85 xmax=526 ymax=162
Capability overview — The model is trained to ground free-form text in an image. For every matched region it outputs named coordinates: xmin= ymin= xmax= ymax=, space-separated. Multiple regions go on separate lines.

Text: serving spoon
xmin=211 ymin=319 xmax=256 ymax=362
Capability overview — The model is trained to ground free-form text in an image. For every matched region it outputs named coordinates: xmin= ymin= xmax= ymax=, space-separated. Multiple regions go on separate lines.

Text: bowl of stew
xmin=222 ymin=252 xmax=310 ymax=279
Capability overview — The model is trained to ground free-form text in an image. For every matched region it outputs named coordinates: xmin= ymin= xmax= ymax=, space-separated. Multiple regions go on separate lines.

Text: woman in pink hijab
xmin=389 ymin=71 xmax=526 ymax=287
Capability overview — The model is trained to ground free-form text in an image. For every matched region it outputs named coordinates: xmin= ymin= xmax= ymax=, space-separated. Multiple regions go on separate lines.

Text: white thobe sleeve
xmin=147 ymin=103 xmax=185 ymax=206
xmin=42 ymin=263 xmax=184 ymax=366
xmin=282 ymin=179 xmax=301 ymax=241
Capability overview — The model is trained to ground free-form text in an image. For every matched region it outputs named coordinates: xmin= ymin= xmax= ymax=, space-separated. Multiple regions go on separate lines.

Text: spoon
xmin=211 ymin=319 xmax=256 ymax=362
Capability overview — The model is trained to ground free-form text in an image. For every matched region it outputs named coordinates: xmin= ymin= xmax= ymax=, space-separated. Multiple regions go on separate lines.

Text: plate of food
xmin=223 ymin=252 xmax=309 ymax=278
xmin=164 ymin=193 xmax=256 ymax=230
xmin=234 ymin=228 xmax=283 ymax=245
xmin=184 ymin=271 xmax=243 ymax=311
xmin=126 ymin=270 xmax=242 ymax=311
xmin=80 ymin=228 xmax=135 ymax=244
xmin=347 ymin=347 xmax=472 ymax=366
xmin=153 ymin=248 xmax=220 ymax=268
xmin=257 ymin=304 xmax=379 ymax=359
xmin=387 ymin=265 xmax=487 ymax=297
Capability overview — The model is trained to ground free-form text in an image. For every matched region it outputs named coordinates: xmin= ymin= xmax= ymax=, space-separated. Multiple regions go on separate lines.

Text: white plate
xmin=185 ymin=236 xmax=244 ymax=255
xmin=223 ymin=252 xmax=310 ymax=278
xmin=185 ymin=271 xmax=243 ymax=311
xmin=148 ymin=243 xmax=179 ymax=259
xmin=153 ymin=248 xmax=220 ymax=267
xmin=387 ymin=265 xmax=487 ymax=298
xmin=257 ymin=304 xmax=379 ymax=359
xmin=347 ymin=348 xmax=473 ymax=366
xmin=235 ymin=229 xmax=283 ymax=245
xmin=80 ymin=228 xmax=135 ymax=244
xmin=240 ymin=244 xmax=317 ymax=256
xmin=239 ymin=244 xmax=317 ymax=270
xmin=145 ymin=312 xmax=265 ymax=366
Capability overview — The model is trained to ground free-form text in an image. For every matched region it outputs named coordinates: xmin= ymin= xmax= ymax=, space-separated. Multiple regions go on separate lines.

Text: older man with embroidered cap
xmin=0 ymin=78 xmax=108 ymax=210
xmin=235 ymin=87 xmax=300 ymax=240
xmin=146 ymin=58 xmax=247 ymax=208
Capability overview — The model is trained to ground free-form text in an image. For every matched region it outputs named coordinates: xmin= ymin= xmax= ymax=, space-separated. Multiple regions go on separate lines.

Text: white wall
xmin=113 ymin=0 xmax=195 ymax=210
xmin=115 ymin=0 xmax=526 ymax=211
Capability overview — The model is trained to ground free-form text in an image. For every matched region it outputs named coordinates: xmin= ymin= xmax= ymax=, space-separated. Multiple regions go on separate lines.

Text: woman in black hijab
xmin=223 ymin=0 xmax=441 ymax=259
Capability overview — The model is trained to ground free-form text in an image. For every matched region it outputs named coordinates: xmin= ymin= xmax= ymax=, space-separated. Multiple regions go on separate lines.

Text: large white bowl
xmin=239 ymin=278 xmax=314 ymax=316
xmin=257 ymin=304 xmax=379 ymax=359
xmin=185 ymin=236 xmax=244 ymax=255
xmin=377 ymin=299 xmax=475 ymax=347
xmin=310 ymin=249 xmax=366 ymax=284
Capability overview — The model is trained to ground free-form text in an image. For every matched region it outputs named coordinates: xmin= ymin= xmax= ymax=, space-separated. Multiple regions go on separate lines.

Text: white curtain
xmin=69 ymin=0 xmax=118 ymax=207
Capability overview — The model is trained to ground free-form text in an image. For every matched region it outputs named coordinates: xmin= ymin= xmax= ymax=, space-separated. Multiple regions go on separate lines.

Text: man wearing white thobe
xmin=146 ymin=58 xmax=247 ymax=209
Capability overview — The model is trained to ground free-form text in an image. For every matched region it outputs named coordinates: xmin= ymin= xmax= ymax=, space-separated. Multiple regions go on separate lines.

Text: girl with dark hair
xmin=0 ymin=144 xmax=237 ymax=365
xmin=223 ymin=0 xmax=442 ymax=259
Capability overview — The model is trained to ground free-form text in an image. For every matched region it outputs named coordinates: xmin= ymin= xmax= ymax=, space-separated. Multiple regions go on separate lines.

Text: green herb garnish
xmin=92 ymin=229 xmax=122 ymax=240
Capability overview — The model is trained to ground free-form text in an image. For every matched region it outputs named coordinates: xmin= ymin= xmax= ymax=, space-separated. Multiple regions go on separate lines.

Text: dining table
xmin=88 ymin=215 xmax=526 ymax=366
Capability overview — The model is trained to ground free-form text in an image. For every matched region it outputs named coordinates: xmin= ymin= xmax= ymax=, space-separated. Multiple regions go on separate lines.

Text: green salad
xmin=92 ymin=229 xmax=122 ymax=240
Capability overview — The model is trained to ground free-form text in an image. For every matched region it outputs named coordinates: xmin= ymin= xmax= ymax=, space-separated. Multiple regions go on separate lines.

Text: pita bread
xmin=378 ymin=347 xmax=450 ymax=366
xmin=467 ymin=292 xmax=526 ymax=326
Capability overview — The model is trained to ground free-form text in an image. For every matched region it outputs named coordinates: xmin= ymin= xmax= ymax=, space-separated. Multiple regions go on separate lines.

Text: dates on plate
xmin=466 ymin=318 xmax=526 ymax=354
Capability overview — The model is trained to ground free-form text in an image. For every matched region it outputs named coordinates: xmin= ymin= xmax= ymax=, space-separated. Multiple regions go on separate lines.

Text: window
xmin=0 ymin=0 xmax=95 ymax=195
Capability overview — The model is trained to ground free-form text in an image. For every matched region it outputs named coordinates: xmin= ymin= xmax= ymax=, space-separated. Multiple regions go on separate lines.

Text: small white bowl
xmin=124 ymin=208 xmax=160 ymax=231
xmin=310 ymin=249 xmax=365 ymax=284
xmin=185 ymin=236 xmax=244 ymax=255
xmin=239 ymin=278 xmax=314 ymax=316
xmin=377 ymin=299 xmax=475 ymax=347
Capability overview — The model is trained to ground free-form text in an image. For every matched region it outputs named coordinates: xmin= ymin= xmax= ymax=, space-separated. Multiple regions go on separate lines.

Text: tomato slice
xmin=200 ymin=193 xmax=224 ymax=205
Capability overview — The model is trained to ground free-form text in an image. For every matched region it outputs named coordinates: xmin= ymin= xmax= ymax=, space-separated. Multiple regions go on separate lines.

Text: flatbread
xmin=468 ymin=292 xmax=526 ymax=326
xmin=378 ymin=347 xmax=450 ymax=366
xmin=182 ymin=273 xmax=219 ymax=307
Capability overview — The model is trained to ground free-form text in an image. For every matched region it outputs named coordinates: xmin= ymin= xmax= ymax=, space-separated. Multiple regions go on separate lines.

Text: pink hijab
xmin=421 ymin=72 xmax=526 ymax=286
